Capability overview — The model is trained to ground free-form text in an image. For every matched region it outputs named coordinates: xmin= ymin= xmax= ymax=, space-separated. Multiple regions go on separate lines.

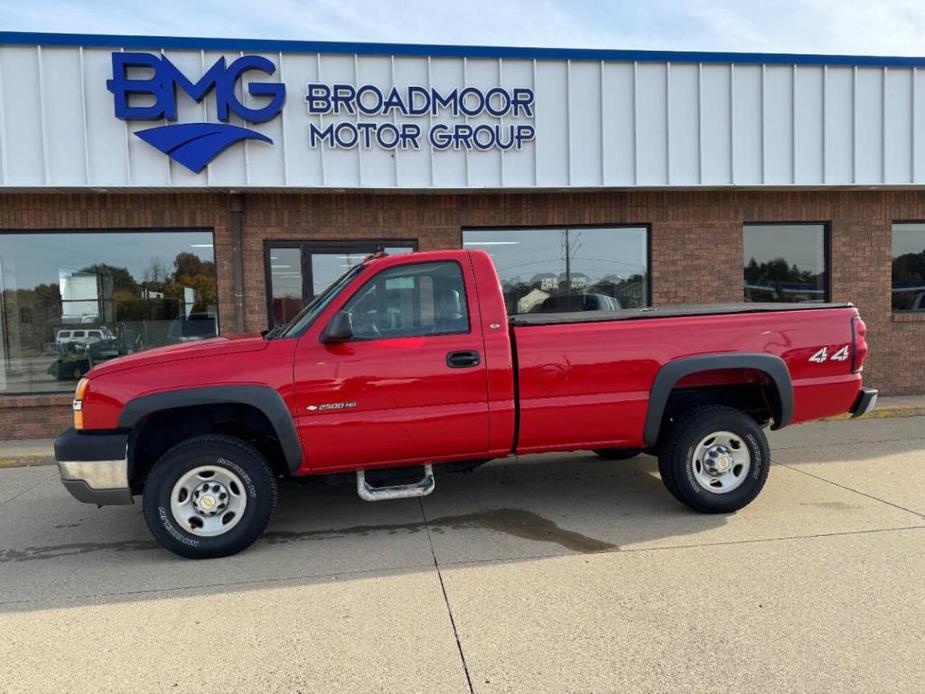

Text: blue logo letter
xmin=107 ymin=52 xmax=286 ymax=172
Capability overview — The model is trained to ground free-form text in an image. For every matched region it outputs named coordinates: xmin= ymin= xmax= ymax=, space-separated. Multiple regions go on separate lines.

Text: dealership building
xmin=0 ymin=31 xmax=924 ymax=439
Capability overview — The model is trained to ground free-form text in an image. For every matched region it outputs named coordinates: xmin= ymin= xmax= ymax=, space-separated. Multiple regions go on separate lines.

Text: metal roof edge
xmin=2 ymin=31 xmax=925 ymax=68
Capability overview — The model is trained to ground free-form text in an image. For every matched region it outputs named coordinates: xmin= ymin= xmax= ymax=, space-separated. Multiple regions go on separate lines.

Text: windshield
xmin=274 ymin=263 xmax=365 ymax=338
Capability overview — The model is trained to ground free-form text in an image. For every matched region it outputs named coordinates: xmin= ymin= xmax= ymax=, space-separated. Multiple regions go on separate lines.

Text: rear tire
xmin=142 ymin=435 xmax=278 ymax=559
xmin=593 ymin=448 xmax=642 ymax=460
xmin=657 ymin=405 xmax=769 ymax=513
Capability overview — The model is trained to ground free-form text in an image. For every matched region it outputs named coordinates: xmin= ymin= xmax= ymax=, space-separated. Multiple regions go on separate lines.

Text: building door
xmin=265 ymin=241 xmax=417 ymax=328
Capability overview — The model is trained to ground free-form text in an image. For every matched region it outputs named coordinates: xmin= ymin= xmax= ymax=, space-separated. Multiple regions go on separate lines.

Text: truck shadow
xmin=269 ymin=452 xmax=712 ymax=556
xmin=0 ymin=452 xmax=729 ymax=612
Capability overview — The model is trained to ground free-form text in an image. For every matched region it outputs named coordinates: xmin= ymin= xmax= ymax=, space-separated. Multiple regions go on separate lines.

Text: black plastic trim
xmin=118 ymin=386 xmax=303 ymax=473
xmin=644 ymin=353 xmax=794 ymax=446
xmin=54 ymin=427 xmax=129 ymax=462
xmin=61 ymin=479 xmax=134 ymax=506
xmin=446 ymin=350 xmax=481 ymax=368
xmin=850 ymin=387 xmax=878 ymax=417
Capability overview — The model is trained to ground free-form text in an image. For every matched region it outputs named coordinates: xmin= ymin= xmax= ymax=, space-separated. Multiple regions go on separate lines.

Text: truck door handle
xmin=446 ymin=350 xmax=481 ymax=368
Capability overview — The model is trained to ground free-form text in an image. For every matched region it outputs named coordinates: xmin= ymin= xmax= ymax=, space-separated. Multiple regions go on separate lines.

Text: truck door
xmin=293 ymin=258 xmax=490 ymax=471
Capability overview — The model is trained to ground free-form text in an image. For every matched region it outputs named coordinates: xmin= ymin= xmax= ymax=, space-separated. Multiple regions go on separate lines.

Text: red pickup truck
xmin=55 ymin=249 xmax=877 ymax=559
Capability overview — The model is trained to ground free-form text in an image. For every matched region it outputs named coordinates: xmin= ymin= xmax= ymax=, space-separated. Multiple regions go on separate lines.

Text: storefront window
xmin=462 ymin=227 xmax=649 ymax=315
xmin=0 ymin=230 xmax=217 ymax=394
xmin=743 ymin=224 xmax=827 ymax=303
xmin=891 ymin=223 xmax=925 ymax=312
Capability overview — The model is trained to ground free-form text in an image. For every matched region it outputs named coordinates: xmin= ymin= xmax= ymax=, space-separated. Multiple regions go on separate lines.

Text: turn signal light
xmin=73 ymin=378 xmax=89 ymax=430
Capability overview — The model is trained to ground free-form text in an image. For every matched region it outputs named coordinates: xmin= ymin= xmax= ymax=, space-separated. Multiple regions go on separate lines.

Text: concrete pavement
xmin=0 ymin=417 xmax=923 ymax=692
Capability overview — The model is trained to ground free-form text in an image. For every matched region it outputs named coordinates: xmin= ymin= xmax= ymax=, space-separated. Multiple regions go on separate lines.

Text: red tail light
xmin=851 ymin=316 xmax=868 ymax=373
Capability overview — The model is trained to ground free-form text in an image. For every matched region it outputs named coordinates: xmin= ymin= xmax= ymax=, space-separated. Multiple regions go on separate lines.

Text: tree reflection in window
xmin=0 ymin=230 xmax=216 ymax=394
xmin=892 ymin=223 xmax=925 ymax=312
xmin=743 ymin=224 xmax=826 ymax=303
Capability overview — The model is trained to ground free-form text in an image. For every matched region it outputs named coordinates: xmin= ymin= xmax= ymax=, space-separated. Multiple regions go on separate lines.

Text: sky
xmin=3 ymin=0 xmax=925 ymax=57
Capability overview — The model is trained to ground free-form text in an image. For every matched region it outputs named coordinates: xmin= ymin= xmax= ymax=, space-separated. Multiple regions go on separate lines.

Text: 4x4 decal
xmin=809 ymin=345 xmax=850 ymax=363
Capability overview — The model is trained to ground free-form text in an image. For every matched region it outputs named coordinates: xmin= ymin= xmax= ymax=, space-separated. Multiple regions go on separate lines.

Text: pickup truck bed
xmin=54 ymin=249 xmax=876 ymax=559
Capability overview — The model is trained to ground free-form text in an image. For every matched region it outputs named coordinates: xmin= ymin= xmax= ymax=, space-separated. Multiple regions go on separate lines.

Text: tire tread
xmin=142 ymin=434 xmax=278 ymax=559
xmin=657 ymin=405 xmax=769 ymax=513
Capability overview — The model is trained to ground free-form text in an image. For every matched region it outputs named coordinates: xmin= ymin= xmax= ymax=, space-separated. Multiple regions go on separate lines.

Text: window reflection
xmin=462 ymin=227 xmax=649 ymax=314
xmin=891 ymin=223 xmax=925 ymax=312
xmin=0 ymin=230 xmax=217 ymax=393
xmin=269 ymin=247 xmax=302 ymax=326
xmin=343 ymin=261 xmax=469 ymax=339
xmin=266 ymin=243 xmax=416 ymax=328
xmin=743 ymin=224 xmax=827 ymax=303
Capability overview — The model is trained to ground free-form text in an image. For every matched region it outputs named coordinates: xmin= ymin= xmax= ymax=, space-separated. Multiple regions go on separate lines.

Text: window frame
xmin=263 ymin=238 xmax=418 ymax=328
xmin=742 ymin=221 xmax=831 ymax=304
xmin=890 ymin=220 xmax=925 ymax=313
xmin=0 ymin=226 xmax=218 ymax=396
xmin=459 ymin=223 xmax=653 ymax=311
xmin=335 ymin=259 xmax=473 ymax=342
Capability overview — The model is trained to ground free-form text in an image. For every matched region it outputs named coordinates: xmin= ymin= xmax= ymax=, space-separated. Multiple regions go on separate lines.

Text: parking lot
xmin=0 ymin=416 xmax=923 ymax=693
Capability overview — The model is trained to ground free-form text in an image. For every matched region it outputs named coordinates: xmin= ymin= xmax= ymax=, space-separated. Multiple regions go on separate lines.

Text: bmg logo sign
xmin=107 ymin=52 xmax=286 ymax=172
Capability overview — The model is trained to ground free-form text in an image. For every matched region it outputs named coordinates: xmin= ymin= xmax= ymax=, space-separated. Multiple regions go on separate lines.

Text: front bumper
xmin=850 ymin=387 xmax=879 ymax=418
xmin=54 ymin=428 xmax=133 ymax=506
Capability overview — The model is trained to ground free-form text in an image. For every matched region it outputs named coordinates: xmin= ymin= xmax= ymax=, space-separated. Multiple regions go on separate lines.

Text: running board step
xmin=357 ymin=465 xmax=435 ymax=502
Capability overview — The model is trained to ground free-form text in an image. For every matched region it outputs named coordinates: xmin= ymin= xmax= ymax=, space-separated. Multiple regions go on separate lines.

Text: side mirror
xmin=320 ymin=311 xmax=353 ymax=343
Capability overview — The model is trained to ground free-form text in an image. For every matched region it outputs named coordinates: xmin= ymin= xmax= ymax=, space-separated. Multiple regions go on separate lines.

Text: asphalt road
xmin=0 ymin=417 xmax=923 ymax=693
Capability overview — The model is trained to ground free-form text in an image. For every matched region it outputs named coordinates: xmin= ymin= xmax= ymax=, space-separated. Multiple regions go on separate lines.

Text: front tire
xmin=142 ymin=435 xmax=278 ymax=559
xmin=657 ymin=406 xmax=769 ymax=514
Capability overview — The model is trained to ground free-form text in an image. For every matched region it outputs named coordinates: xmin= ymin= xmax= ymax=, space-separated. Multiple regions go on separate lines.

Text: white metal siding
xmin=2 ymin=42 xmax=925 ymax=189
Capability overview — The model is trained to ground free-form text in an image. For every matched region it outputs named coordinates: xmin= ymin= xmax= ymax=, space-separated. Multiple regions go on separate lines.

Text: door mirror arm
xmin=320 ymin=311 xmax=354 ymax=343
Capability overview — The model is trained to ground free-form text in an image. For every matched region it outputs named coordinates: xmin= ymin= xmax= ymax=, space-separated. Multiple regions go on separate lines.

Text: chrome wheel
xmin=691 ymin=431 xmax=751 ymax=494
xmin=169 ymin=463 xmax=248 ymax=537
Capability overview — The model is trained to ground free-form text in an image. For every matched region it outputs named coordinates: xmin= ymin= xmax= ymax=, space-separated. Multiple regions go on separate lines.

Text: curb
xmin=822 ymin=405 xmax=925 ymax=422
xmin=0 ymin=456 xmax=55 ymax=469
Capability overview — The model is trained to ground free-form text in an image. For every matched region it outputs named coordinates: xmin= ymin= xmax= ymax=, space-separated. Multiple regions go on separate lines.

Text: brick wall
xmin=1 ymin=189 xmax=923 ymax=439
xmin=0 ymin=394 xmax=72 ymax=439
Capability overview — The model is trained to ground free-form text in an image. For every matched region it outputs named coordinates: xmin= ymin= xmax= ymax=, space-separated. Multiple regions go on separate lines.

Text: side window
xmin=72 ymin=330 xmax=85 ymax=338
xmin=744 ymin=223 xmax=827 ymax=303
xmin=342 ymin=261 xmax=470 ymax=339
xmin=892 ymin=222 xmax=925 ymax=312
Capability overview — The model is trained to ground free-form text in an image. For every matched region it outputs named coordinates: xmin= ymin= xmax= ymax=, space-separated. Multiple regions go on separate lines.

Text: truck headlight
xmin=73 ymin=377 xmax=90 ymax=430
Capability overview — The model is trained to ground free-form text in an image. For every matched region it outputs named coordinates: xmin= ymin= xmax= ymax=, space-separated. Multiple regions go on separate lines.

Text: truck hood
xmin=87 ymin=334 xmax=270 ymax=378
